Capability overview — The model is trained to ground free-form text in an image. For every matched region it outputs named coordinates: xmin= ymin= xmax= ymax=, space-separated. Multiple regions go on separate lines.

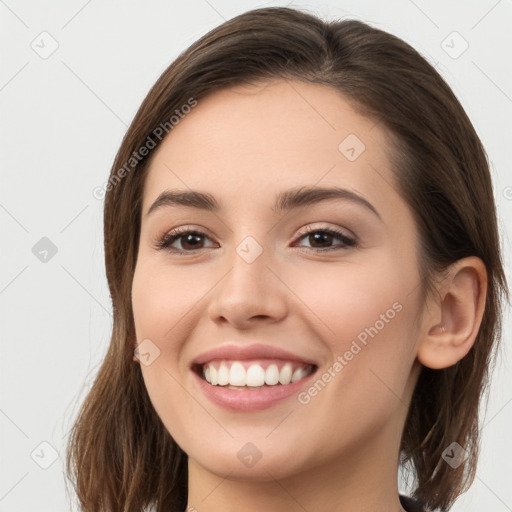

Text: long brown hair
xmin=65 ymin=7 xmax=509 ymax=511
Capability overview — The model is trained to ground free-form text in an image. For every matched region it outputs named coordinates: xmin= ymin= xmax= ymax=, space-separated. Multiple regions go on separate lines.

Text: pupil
xmin=311 ymin=232 xmax=331 ymax=247
xmin=184 ymin=234 xmax=202 ymax=249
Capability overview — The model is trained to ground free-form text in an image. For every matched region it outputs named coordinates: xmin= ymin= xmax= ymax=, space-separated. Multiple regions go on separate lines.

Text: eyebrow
xmin=145 ymin=186 xmax=382 ymax=221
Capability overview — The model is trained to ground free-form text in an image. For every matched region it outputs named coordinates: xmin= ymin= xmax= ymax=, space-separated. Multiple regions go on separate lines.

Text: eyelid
xmin=295 ymin=223 xmax=355 ymax=239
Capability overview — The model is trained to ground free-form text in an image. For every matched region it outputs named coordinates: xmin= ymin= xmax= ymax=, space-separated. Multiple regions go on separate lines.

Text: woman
xmin=66 ymin=6 xmax=509 ymax=512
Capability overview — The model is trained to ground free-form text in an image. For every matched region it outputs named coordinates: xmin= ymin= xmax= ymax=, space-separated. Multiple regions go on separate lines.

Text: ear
xmin=417 ymin=256 xmax=488 ymax=370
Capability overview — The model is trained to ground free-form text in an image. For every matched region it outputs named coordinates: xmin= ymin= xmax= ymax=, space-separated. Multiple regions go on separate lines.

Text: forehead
xmin=142 ymin=79 xmax=396 ymax=213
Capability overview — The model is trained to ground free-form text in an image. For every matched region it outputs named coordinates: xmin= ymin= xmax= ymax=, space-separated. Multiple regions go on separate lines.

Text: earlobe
xmin=417 ymin=256 xmax=488 ymax=370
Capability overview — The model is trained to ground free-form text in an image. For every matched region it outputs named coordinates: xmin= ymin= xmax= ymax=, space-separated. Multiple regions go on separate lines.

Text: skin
xmin=131 ymin=79 xmax=487 ymax=512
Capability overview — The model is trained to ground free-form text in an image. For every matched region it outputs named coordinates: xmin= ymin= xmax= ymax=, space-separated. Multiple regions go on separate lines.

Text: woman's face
xmin=132 ymin=79 xmax=424 ymax=481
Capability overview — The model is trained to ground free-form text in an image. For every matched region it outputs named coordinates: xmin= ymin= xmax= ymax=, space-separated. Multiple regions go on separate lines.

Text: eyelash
xmin=154 ymin=225 xmax=357 ymax=255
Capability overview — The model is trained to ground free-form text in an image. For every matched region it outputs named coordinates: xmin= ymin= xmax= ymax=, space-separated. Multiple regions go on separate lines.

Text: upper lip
xmin=192 ymin=343 xmax=318 ymax=367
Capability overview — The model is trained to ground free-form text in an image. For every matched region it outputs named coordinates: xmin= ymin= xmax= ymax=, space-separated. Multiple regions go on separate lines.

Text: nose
xmin=207 ymin=239 xmax=288 ymax=329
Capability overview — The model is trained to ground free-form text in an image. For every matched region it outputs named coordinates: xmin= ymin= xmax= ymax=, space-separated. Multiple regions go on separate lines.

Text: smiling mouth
xmin=192 ymin=360 xmax=317 ymax=389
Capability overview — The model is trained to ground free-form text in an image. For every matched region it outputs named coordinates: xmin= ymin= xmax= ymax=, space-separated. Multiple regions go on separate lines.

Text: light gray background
xmin=1 ymin=1 xmax=511 ymax=511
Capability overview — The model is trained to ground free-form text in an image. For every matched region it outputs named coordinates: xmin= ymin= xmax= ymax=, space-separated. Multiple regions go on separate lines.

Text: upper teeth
xmin=203 ymin=361 xmax=313 ymax=387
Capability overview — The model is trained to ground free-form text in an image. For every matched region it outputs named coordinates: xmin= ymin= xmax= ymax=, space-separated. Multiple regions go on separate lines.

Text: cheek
xmin=286 ymin=264 xmax=416 ymax=448
xmin=132 ymin=262 xmax=212 ymax=445
xmin=131 ymin=259 xmax=209 ymax=343
xmin=289 ymin=253 xmax=418 ymax=408
xmin=289 ymin=257 xmax=409 ymax=348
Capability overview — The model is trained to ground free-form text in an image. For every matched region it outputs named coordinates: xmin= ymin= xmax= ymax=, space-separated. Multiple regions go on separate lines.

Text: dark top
xmin=400 ymin=493 xmax=428 ymax=512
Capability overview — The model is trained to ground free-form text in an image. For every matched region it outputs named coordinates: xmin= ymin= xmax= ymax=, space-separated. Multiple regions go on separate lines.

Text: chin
xmin=183 ymin=434 xmax=311 ymax=481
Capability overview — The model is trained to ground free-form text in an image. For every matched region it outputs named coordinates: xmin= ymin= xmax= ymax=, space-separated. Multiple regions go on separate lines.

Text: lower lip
xmin=192 ymin=369 xmax=317 ymax=411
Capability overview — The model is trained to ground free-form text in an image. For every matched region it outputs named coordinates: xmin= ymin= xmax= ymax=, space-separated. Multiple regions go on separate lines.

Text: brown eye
xmin=156 ymin=229 xmax=216 ymax=254
xmin=178 ymin=233 xmax=205 ymax=250
xmin=295 ymin=227 xmax=356 ymax=252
